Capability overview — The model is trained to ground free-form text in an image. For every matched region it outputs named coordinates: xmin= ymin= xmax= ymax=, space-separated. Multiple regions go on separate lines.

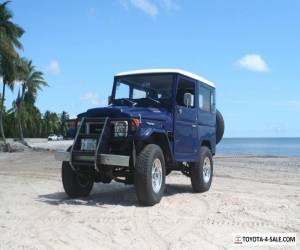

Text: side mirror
xmin=108 ymin=95 xmax=112 ymax=105
xmin=183 ymin=93 xmax=193 ymax=107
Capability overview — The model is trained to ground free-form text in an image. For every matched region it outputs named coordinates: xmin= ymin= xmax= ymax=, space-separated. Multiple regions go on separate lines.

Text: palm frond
xmin=17 ymin=59 xmax=48 ymax=102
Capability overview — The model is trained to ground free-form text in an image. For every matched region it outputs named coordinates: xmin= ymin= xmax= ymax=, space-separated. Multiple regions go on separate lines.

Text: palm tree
xmin=0 ymin=1 xmax=24 ymax=143
xmin=59 ymin=111 xmax=69 ymax=136
xmin=43 ymin=111 xmax=60 ymax=136
xmin=0 ymin=55 xmax=17 ymax=144
xmin=16 ymin=58 xmax=47 ymax=143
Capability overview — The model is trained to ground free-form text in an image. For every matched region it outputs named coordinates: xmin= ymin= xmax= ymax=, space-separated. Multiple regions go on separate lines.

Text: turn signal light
xmin=131 ymin=118 xmax=140 ymax=131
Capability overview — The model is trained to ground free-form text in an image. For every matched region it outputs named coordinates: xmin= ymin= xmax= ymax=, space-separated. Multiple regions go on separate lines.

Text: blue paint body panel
xmin=77 ymin=73 xmax=216 ymax=162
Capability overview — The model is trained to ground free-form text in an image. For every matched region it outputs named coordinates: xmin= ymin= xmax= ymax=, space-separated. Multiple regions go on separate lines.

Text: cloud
xmin=237 ymin=54 xmax=269 ymax=72
xmin=80 ymin=92 xmax=103 ymax=105
xmin=160 ymin=0 xmax=179 ymax=11
xmin=129 ymin=0 xmax=159 ymax=17
xmin=120 ymin=0 xmax=179 ymax=17
xmin=120 ymin=0 xmax=130 ymax=9
xmin=88 ymin=7 xmax=96 ymax=16
xmin=46 ymin=60 xmax=60 ymax=75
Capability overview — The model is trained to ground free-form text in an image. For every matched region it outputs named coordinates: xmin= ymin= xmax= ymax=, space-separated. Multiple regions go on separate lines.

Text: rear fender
xmin=200 ymin=136 xmax=216 ymax=155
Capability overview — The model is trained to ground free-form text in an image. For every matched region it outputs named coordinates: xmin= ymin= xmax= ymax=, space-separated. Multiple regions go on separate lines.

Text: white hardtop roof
xmin=115 ymin=68 xmax=215 ymax=88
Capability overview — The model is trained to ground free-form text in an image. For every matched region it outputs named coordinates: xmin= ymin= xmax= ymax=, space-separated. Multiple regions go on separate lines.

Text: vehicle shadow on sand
xmin=37 ymin=182 xmax=193 ymax=207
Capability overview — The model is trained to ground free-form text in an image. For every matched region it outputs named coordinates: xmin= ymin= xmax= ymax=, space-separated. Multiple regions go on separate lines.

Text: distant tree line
xmin=0 ymin=1 xmax=70 ymax=146
xmin=2 ymin=100 xmax=70 ymax=138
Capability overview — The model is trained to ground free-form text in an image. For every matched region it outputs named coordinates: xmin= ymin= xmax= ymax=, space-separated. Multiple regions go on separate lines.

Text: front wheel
xmin=134 ymin=144 xmax=166 ymax=206
xmin=190 ymin=146 xmax=213 ymax=192
xmin=62 ymin=162 xmax=94 ymax=198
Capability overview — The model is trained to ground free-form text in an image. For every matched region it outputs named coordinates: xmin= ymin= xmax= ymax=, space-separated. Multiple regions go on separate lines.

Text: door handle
xmin=192 ymin=124 xmax=197 ymax=128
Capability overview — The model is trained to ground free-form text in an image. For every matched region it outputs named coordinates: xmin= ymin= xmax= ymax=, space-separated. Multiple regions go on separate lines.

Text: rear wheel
xmin=62 ymin=162 xmax=94 ymax=198
xmin=134 ymin=144 xmax=166 ymax=206
xmin=190 ymin=146 xmax=213 ymax=192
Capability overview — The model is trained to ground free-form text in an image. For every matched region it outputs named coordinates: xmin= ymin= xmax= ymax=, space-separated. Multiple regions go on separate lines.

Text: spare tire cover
xmin=216 ymin=109 xmax=224 ymax=144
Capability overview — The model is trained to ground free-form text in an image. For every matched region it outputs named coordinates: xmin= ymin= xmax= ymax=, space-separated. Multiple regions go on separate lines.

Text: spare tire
xmin=216 ymin=109 xmax=224 ymax=144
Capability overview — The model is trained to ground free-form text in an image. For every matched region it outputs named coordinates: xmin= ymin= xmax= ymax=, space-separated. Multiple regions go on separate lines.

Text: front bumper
xmin=54 ymin=151 xmax=130 ymax=167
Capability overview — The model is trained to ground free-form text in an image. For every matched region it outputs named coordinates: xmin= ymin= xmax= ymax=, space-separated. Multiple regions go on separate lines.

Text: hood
xmin=77 ymin=105 xmax=171 ymax=121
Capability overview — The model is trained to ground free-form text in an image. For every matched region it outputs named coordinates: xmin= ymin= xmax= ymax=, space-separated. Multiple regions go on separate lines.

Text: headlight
xmin=112 ymin=121 xmax=128 ymax=137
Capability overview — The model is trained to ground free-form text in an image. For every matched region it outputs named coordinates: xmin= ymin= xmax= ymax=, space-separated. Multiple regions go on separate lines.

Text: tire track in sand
xmin=163 ymin=186 xmax=210 ymax=248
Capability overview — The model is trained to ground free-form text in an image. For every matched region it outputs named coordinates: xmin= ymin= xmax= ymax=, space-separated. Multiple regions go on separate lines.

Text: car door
xmin=174 ymin=76 xmax=198 ymax=161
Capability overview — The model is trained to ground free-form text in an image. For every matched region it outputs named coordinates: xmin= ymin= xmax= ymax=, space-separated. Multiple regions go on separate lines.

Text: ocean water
xmin=216 ymin=138 xmax=300 ymax=157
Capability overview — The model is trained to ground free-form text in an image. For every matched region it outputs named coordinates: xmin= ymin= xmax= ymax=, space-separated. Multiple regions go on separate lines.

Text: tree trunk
xmin=17 ymin=85 xmax=25 ymax=144
xmin=0 ymin=83 xmax=7 ymax=144
xmin=17 ymin=105 xmax=25 ymax=143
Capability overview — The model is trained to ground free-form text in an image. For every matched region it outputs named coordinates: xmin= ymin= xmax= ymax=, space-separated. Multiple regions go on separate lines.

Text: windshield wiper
xmin=121 ymin=98 xmax=137 ymax=106
xmin=146 ymin=97 xmax=160 ymax=104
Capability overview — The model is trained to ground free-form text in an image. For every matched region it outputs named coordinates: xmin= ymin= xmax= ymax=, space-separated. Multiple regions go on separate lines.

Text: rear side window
xmin=211 ymin=90 xmax=216 ymax=112
xmin=199 ymin=85 xmax=211 ymax=112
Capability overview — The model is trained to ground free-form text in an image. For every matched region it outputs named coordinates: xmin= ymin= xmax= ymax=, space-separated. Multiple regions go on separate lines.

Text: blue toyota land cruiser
xmin=55 ymin=69 xmax=224 ymax=206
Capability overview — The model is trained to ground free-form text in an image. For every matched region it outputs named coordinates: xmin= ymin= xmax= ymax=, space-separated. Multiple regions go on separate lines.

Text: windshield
xmin=112 ymin=74 xmax=174 ymax=108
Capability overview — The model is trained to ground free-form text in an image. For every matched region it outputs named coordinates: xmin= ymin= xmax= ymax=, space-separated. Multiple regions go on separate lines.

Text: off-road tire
xmin=134 ymin=144 xmax=166 ymax=206
xmin=190 ymin=146 xmax=213 ymax=192
xmin=62 ymin=161 xmax=94 ymax=198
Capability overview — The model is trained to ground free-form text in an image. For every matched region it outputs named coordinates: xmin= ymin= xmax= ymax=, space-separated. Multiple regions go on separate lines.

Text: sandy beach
xmin=0 ymin=140 xmax=299 ymax=249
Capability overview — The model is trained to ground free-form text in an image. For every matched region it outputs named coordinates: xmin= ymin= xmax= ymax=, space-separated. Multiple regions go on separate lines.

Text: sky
xmin=4 ymin=0 xmax=300 ymax=137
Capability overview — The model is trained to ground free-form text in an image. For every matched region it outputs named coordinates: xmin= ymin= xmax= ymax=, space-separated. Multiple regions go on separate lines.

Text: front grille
xmin=70 ymin=117 xmax=111 ymax=168
xmin=73 ymin=118 xmax=108 ymax=152
xmin=86 ymin=122 xmax=104 ymax=134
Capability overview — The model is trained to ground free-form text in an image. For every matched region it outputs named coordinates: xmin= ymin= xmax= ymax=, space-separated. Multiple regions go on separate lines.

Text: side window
xmin=199 ymin=85 xmax=211 ymax=112
xmin=176 ymin=78 xmax=195 ymax=108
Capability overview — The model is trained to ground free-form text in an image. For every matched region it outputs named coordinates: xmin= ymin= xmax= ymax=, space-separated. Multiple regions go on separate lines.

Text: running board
xmin=55 ymin=151 xmax=129 ymax=167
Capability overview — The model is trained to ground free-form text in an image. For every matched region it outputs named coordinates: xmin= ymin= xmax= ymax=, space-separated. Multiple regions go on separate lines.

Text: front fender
xmin=134 ymin=127 xmax=174 ymax=163
xmin=134 ymin=127 xmax=168 ymax=140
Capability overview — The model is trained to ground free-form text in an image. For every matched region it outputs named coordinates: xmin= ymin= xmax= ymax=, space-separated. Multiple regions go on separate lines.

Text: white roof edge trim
xmin=115 ymin=68 xmax=215 ymax=88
